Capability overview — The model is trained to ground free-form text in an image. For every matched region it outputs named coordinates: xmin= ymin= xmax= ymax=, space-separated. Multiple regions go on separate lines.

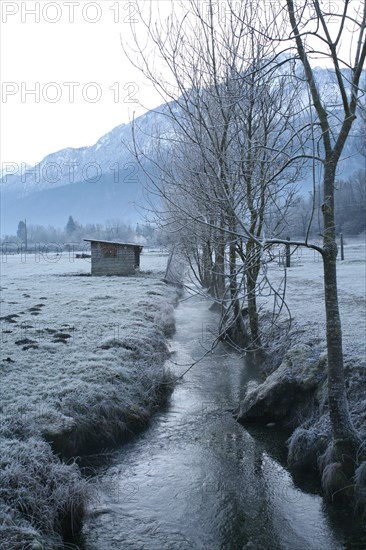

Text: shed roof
xmin=83 ymin=239 xmax=143 ymax=248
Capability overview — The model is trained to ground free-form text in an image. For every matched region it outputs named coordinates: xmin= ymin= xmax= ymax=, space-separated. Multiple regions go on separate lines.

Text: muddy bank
xmin=0 ymin=263 xmax=179 ymax=549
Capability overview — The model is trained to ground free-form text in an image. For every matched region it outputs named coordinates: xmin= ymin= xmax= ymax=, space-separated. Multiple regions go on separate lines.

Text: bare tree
xmin=287 ymin=0 xmax=365 ymax=480
xmin=125 ymin=0 xmax=301 ymax=352
xmin=243 ymin=0 xmax=366 ymax=482
xmin=127 ymin=0 xmax=366 ymax=493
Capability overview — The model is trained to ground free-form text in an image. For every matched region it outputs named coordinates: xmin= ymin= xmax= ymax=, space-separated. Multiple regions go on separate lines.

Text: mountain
xmin=1 ymin=67 xmax=364 ymax=236
xmin=0 ymin=108 xmax=168 ymax=235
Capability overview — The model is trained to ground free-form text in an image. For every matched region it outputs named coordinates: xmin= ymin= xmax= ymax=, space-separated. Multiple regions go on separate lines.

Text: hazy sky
xmin=1 ymin=1 xmax=169 ymax=165
xmin=1 ymin=0 xmax=363 ymax=166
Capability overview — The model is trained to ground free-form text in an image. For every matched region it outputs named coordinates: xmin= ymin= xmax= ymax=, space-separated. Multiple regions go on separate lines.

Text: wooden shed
xmin=83 ymin=239 xmax=143 ymax=276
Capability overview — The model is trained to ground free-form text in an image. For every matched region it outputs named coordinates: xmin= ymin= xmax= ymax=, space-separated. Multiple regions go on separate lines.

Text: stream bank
xmin=82 ymin=290 xmax=365 ymax=549
xmin=236 ymin=241 xmax=366 ymax=519
xmin=237 ymin=326 xmax=366 ymax=518
xmin=0 ymin=253 xmax=179 ymax=549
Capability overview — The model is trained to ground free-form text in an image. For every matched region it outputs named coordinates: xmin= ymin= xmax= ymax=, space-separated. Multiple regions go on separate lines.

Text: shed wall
xmin=90 ymin=242 xmax=138 ymax=275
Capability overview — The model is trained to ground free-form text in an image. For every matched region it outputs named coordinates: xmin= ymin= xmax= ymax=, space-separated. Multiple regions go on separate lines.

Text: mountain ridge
xmin=1 ymin=67 xmax=364 ymax=235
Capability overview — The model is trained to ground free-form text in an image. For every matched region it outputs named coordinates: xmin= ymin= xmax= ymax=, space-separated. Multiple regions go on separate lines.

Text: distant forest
xmin=1 ymin=168 xmax=364 ymax=254
xmin=1 ymin=216 xmax=165 ymax=252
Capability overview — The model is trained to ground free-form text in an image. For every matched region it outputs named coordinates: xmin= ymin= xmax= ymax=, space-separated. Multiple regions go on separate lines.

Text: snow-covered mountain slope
xmin=0 ymin=107 xmax=167 ymax=234
xmin=1 ymin=106 xmax=167 ymax=198
xmin=1 ymin=68 xmax=364 ymax=235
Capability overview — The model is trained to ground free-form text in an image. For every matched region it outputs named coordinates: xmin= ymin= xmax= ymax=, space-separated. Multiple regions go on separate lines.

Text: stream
xmin=82 ymin=291 xmax=364 ymax=550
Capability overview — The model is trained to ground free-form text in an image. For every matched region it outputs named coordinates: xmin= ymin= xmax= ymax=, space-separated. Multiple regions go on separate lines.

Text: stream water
xmin=82 ymin=291 xmax=364 ymax=550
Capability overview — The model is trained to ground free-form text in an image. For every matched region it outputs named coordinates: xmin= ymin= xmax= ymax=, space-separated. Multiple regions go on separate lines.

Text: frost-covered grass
xmin=0 ymin=250 xmax=177 ymax=548
xmin=261 ymin=237 xmax=366 ymax=358
xmin=258 ymin=238 xmax=366 ymax=503
xmin=0 ymin=434 xmax=88 ymax=549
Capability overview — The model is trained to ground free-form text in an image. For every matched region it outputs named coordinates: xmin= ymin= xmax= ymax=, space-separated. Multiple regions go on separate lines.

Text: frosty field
xmin=0 ymin=250 xmax=175 ymax=444
xmin=0 ymin=240 xmax=365 ymax=548
xmin=261 ymin=237 xmax=366 ymax=359
xmin=0 ymin=249 xmax=177 ymax=548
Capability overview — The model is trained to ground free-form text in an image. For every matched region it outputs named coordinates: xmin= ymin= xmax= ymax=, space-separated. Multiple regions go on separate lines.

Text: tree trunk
xmin=202 ymin=240 xmax=214 ymax=291
xmin=246 ymin=239 xmax=261 ymax=349
xmin=229 ymin=239 xmax=249 ymax=346
xmin=213 ymin=230 xmax=226 ymax=301
xmin=322 ymin=162 xmax=360 ymax=474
